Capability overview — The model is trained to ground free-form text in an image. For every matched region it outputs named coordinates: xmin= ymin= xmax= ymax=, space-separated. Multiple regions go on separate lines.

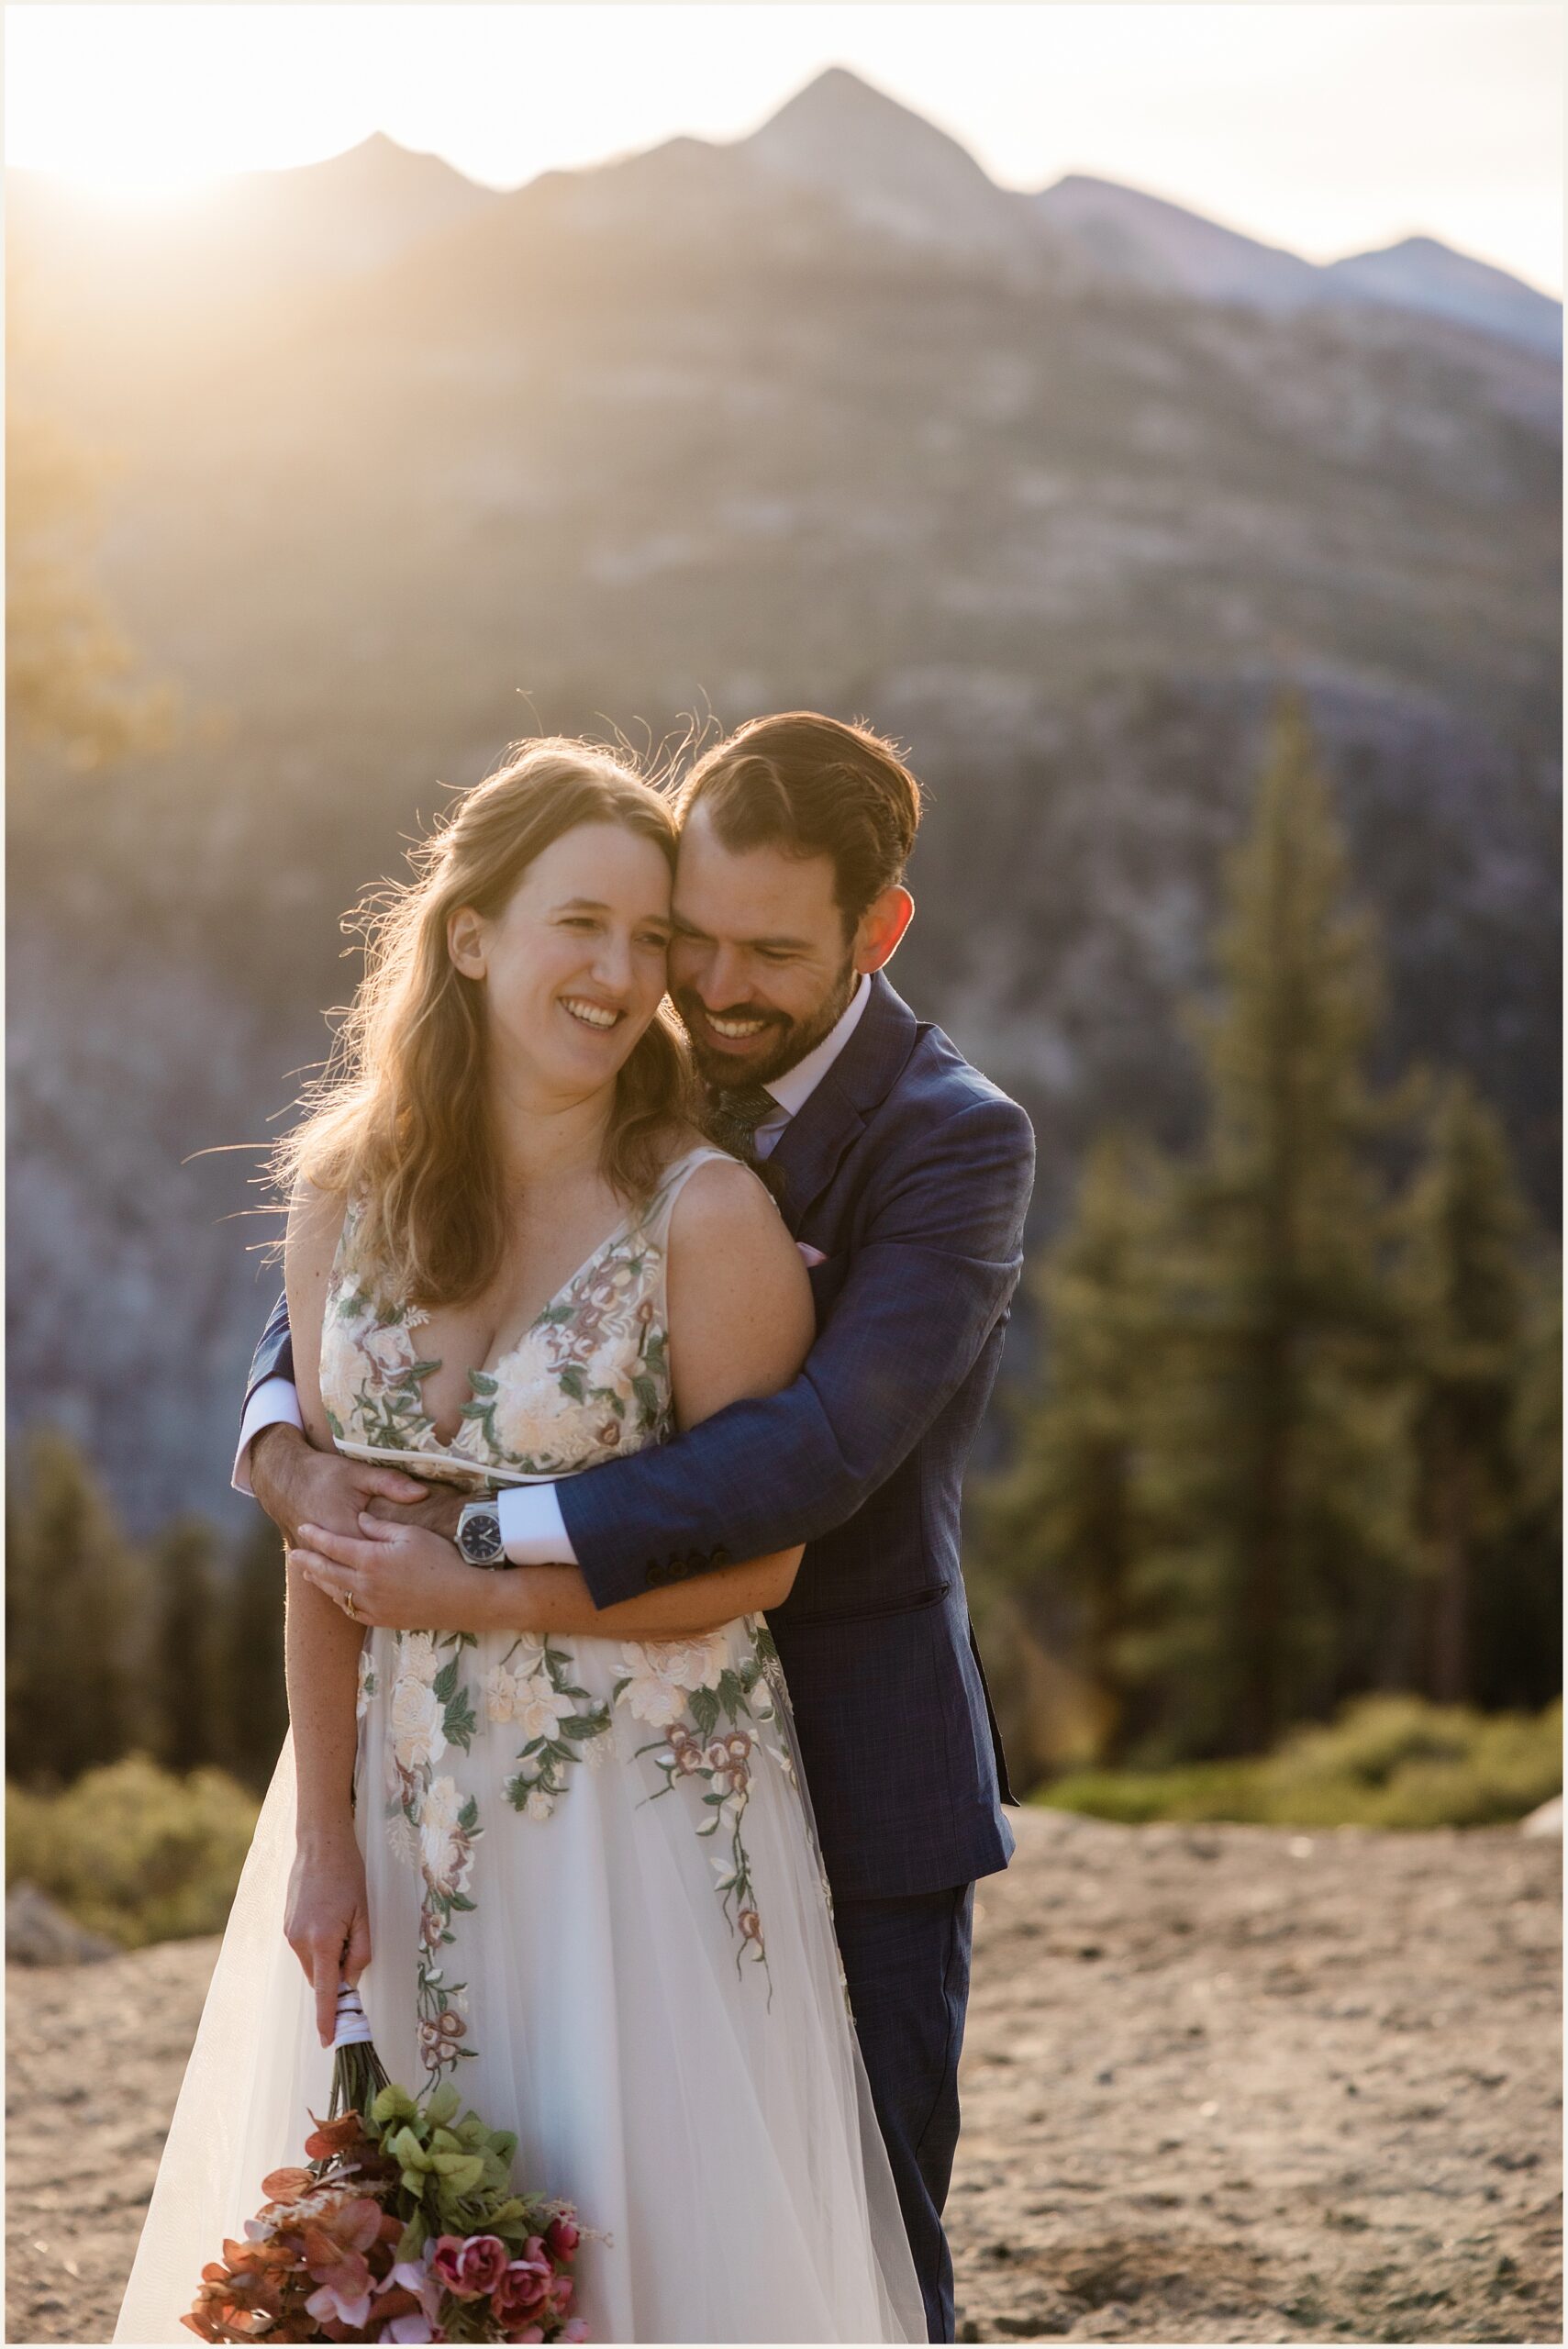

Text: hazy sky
xmin=6 ymin=3 xmax=1562 ymax=295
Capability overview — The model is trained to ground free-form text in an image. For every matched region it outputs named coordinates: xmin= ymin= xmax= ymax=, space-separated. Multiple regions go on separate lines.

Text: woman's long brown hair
xmin=272 ymin=740 xmax=695 ymax=1306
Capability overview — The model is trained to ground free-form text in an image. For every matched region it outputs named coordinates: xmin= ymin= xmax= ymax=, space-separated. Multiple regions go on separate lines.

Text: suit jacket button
xmin=713 ymin=1546 xmax=731 ymax=1566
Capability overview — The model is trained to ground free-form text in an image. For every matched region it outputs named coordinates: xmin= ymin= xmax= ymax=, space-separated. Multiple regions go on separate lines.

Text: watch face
xmin=460 ymin=1509 xmax=503 ymax=1564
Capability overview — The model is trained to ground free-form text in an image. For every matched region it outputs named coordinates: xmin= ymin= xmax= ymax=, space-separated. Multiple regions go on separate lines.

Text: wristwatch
xmin=456 ymin=1499 xmax=509 ymax=1568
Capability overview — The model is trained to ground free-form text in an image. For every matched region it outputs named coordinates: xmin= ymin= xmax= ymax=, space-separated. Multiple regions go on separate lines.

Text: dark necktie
xmin=706 ymin=1082 xmax=779 ymax=1166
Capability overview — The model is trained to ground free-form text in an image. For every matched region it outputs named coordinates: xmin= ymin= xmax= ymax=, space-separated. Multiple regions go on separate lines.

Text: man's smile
xmin=703 ymin=1008 xmax=773 ymax=1041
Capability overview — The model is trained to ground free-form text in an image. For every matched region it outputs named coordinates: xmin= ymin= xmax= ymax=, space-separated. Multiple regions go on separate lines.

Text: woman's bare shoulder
xmin=667 ymin=1151 xmax=794 ymax=1255
xmin=285 ymin=1176 xmax=348 ymax=1275
xmin=664 ymin=1152 xmax=812 ymax=1412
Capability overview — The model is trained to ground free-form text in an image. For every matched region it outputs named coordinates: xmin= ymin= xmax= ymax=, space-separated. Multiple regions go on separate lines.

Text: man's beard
xmin=673 ymin=957 xmax=860 ymax=1092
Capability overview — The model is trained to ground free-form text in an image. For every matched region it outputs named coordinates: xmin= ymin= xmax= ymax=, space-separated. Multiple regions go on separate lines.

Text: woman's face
xmin=449 ymin=820 xmax=673 ymax=1100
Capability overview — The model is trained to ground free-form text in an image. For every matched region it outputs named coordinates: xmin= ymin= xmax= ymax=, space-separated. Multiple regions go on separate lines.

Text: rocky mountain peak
xmin=741 ymin=64 xmax=1051 ymax=266
xmin=1037 ymin=173 xmax=1316 ymax=308
xmin=1320 ymin=235 xmax=1562 ymax=355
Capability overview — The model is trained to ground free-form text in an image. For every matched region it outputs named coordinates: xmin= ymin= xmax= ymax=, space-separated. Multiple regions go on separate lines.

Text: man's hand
xmin=362 ymin=1485 xmax=465 ymax=1541
xmin=250 ymin=1423 xmax=428 ymax=1545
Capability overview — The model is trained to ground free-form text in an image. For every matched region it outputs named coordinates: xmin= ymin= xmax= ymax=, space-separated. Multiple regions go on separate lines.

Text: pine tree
xmin=1399 ymin=1077 xmax=1533 ymax=1699
xmin=982 ymin=1132 xmax=1167 ymax=1758
xmin=219 ymin=1516 xmax=290 ymax=1789
xmin=1131 ymin=696 xmax=1414 ymax=1756
xmin=148 ymin=1516 xmax=224 ymax=1772
xmin=6 ymin=1428 xmax=142 ymax=1784
xmin=1487 ymin=1269 xmax=1564 ymax=1709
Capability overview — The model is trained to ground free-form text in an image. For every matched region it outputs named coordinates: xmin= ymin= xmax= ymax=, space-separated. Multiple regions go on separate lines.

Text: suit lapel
xmin=769 ymin=973 xmax=921 ymax=1230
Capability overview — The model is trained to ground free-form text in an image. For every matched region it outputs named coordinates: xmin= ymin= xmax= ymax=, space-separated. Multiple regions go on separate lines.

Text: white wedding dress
xmin=116 ymin=1147 xmax=922 ymax=2344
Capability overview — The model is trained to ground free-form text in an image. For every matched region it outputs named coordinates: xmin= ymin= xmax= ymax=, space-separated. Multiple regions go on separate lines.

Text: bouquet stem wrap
xmin=328 ymin=1980 xmax=389 ymax=2132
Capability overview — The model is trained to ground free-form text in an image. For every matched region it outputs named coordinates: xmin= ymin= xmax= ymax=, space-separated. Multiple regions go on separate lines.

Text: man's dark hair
xmin=678 ymin=712 xmax=923 ymax=930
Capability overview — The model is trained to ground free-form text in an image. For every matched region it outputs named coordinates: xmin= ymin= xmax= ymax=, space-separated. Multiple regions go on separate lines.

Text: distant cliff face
xmin=7 ymin=83 xmax=1561 ymax=1530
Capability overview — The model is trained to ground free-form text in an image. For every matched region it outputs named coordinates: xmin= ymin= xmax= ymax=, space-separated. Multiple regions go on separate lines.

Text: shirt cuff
xmin=233 ymin=1377 xmax=304 ymax=1496
xmin=497 ymin=1482 xmax=578 ymax=1566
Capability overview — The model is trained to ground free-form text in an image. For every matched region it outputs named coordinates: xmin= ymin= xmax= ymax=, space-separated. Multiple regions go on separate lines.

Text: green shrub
xmin=1037 ymin=1695 xmax=1562 ymax=1830
xmin=6 ymin=1753 xmax=261 ymax=1946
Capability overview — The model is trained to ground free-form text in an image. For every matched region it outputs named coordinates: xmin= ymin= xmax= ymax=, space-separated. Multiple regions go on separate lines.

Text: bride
xmin=115 ymin=741 xmax=921 ymax=2344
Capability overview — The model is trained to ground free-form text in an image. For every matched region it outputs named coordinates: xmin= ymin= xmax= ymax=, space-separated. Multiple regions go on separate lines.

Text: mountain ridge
xmin=9 ymin=69 xmax=1560 ymax=353
xmin=7 ymin=65 xmax=1560 ymax=1533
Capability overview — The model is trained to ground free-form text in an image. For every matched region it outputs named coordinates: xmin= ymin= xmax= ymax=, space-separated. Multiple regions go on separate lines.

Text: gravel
xmin=6 ymin=1809 xmax=1559 ymax=2344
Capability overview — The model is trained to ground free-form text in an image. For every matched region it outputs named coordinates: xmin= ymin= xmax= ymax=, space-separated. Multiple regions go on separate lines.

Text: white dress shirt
xmin=234 ymin=973 xmax=874 ymax=1565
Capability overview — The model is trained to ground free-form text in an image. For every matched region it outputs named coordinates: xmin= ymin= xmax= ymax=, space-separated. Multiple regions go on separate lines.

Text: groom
xmin=239 ymin=711 xmax=1035 ymax=2342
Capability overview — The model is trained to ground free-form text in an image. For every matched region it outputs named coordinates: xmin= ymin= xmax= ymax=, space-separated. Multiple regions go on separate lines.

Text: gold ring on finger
xmin=344 ymin=1591 xmax=359 ymax=1621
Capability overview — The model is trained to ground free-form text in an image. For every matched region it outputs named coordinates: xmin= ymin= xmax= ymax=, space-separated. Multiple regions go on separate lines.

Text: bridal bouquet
xmin=184 ymin=1993 xmax=588 ymax=2346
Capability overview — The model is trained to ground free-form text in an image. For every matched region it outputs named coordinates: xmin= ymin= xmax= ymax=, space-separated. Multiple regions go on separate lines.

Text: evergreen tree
xmin=1399 ymin=1077 xmax=1533 ymax=1699
xmin=148 ymin=1516 xmax=224 ymax=1772
xmin=982 ymin=1132 xmax=1167 ymax=1757
xmin=6 ymin=1427 xmax=141 ymax=1784
xmin=220 ymin=1517 xmax=290 ymax=1789
xmin=1131 ymin=696 xmax=1413 ymax=1756
xmin=1487 ymin=1268 xmax=1564 ymax=1709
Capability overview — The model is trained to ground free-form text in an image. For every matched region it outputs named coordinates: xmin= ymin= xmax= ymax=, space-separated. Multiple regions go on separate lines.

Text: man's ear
xmin=854 ymin=885 xmax=915 ymax=974
xmin=447 ymin=906 xmax=488 ymax=979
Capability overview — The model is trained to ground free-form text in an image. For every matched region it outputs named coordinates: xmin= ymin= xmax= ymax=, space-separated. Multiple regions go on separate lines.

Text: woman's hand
xmin=285 ymin=1824 xmax=371 ymax=2048
xmin=291 ymin=1513 xmax=501 ymax=1633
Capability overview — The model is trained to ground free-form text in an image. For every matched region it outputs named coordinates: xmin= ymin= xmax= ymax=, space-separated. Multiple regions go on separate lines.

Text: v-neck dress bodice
xmin=320 ymin=1147 xmax=720 ymax=1486
xmin=115 ymin=1144 xmax=920 ymax=2346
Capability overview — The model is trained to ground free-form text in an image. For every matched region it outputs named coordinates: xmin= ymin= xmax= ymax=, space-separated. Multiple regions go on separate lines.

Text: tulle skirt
xmin=114 ymin=1615 xmax=922 ymax=2343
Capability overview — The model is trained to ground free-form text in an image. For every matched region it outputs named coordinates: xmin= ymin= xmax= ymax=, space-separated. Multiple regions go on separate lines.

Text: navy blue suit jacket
xmin=246 ymin=974 xmax=1035 ymax=1899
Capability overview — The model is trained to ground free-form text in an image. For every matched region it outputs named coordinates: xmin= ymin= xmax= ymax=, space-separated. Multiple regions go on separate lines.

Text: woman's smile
xmin=559 ymin=994 xmax=625 ymax=1032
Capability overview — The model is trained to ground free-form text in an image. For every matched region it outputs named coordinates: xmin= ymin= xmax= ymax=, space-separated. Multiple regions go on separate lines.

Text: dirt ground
xmin=6 ymin=1808 xmax=1560 ymax=2345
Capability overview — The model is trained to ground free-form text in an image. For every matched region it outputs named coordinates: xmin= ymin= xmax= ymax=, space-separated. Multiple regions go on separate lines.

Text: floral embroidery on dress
xmin=384 ymin=1628 xmax=483 ymax=2085
xmin=617 ymin=1621 xmax=783 ymax=1982
xmin=320 ymin=1217 xmax=444 ymax=1458
xmin=484 ymin=1633 xmax=614 ymax=1819
xmin=450 ymin=1233 xmax=673 ymax=1476
xmin=322 ymin=1186 xmax=682 ymax=1481
xmin=336 ymin=1147 xmax=806 ymax=2079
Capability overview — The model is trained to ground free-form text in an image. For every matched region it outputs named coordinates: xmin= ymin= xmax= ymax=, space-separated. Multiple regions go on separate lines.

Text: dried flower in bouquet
xmin=185 ymin=1987 xmax=588 ymax=2345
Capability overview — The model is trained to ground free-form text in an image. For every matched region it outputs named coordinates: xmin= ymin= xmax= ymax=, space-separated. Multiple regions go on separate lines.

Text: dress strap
xmin=637 ymin=1143 xmax=744 ymax=1244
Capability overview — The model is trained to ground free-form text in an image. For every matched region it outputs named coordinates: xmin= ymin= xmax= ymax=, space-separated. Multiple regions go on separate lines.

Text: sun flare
xmin=5 ymin=1 xmax=1562 ymax=293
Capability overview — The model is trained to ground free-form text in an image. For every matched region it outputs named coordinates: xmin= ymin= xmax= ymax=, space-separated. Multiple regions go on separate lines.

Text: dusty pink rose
xmin=562 ymin=2321 xmax=591 ymax=2343
xmin=490 ymin=2246 xmax=553 ymax=2325
xmin=432 ymin=2232 xmax=509 ymax=2299
xmin=545 ymin=2213 xmax=581 ymax=2260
